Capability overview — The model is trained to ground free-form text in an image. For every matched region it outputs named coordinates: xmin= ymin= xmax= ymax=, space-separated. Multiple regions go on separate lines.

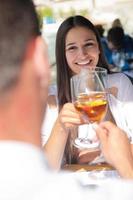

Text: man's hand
xmin=94 ymin=121 xmax=133 ymax=179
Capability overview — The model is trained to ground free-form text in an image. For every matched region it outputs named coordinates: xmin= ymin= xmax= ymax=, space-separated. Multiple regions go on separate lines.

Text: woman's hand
xmin=58 ymin=103 xmax=86 ymax=130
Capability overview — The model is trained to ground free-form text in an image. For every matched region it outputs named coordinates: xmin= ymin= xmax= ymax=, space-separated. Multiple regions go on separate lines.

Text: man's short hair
xmin=0 ymin=0 xmax=40 ymax=93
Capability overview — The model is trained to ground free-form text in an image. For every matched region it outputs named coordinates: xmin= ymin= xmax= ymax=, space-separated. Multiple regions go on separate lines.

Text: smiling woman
xmin=56 ymin=15 xmax=109 ymax=109
xmin=42 ymin=15 xmax=133 ymax=170
xmin=65 ymin=26 xmax=100 ymax=74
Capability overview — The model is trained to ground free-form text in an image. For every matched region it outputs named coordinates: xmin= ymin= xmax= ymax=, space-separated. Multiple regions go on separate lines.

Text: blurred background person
xmin=95 ymin=24 xmax=112 ymax=66
xmin=112 ymin=18 xmax=123 ymax=28
xmin=107 ymin=26 xmax=133 ymax=82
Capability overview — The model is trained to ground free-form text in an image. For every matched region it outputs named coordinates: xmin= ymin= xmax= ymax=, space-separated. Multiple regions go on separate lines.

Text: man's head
xmin=0 ymin=0 xmax=40 ymax=92
xmin=0 ymin=0 xmax=50 ymax=145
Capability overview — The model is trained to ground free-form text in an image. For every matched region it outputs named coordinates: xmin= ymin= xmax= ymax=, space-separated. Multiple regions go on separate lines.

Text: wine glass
xmin=70 ymin=67 xmax=108 ymax=150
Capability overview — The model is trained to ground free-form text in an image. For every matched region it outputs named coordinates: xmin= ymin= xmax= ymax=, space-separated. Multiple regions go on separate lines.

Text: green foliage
xmin=37 ymin=6 xmax=54 ymax=18
xmin=69 ymin=7 xmax=76 ymax=16
xmin=58 ymin=9 xmax=65 ymax=19
xmin=58 ymin=8 xmax=89 ymax=20
xmin=36 ymin=5 xmax=89 ymax=28
xmin=79 ymin=9 xmax=89 ymax=17
xmin=37 ymin=6 xmax=54 ymax=29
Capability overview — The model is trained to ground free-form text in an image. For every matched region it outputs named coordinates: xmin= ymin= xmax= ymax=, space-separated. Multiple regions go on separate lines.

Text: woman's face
xmin=65 ymin=26 xmax=100 ymax=74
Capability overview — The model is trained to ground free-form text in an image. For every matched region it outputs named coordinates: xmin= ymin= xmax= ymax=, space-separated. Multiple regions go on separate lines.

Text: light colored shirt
xmin=0 ymin=141 xmax=86 ymax=200
xmin=0 ymin=141 xmax=133 ymax=200
xmin=42 ymin=73 xmax=133 ymax=144
xmin=108 ymin=73 xmax=133 ymax=142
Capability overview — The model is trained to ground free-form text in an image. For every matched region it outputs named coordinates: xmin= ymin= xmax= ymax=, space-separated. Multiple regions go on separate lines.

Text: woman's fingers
xmin=59 ymin=103 xmax=86 ymax=128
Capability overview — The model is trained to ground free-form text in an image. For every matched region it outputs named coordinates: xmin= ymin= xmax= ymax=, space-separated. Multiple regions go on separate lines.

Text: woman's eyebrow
xmin=85 ymin=39 xmax=95 ymax=42
xmin=66 ymin=38 xmax=95 ymax=47
xmin=66 ymin=42 xmax=76 ymax=47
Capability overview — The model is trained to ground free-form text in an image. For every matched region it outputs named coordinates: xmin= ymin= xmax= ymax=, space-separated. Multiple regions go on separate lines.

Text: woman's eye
xmin=66 ymin=46 xmax=77 ymax=51
xmin=85 ymin=43 xmax=94 ymax=47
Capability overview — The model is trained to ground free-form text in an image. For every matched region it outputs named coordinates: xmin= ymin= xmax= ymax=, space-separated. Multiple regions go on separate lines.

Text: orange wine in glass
xmin=71 ymin=67 xmax=108 ymax=150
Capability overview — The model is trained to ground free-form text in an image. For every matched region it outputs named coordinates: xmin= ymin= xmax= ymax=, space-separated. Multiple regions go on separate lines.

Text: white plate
xmin=70 ymin=170 xmax=120 ymax=187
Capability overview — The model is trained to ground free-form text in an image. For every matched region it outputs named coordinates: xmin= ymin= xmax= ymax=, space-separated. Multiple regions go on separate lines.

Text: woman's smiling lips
xmin=75 ymin=59 xmax=94 ymax=68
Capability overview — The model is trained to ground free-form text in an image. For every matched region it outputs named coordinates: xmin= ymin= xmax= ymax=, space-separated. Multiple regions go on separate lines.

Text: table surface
xmin=62 ymin=163 xmax=114 ymax=172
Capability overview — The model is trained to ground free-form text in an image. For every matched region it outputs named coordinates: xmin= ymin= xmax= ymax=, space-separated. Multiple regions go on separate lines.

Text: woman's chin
xmin=80 ymin=65 xmax=96 ymax=70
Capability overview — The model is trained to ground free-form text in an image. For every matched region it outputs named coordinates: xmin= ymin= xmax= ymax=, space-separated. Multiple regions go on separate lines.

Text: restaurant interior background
xmin=33 ymin=0 xmax=133 ymax=84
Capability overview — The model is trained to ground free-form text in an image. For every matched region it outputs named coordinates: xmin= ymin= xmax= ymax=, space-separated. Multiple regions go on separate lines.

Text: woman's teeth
xmin=77 ymin=60 xmax=91 ymax=65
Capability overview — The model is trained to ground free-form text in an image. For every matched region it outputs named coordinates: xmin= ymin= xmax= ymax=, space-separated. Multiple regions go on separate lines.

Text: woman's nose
xmin=78 ymin=47 xmax=88 ymax=58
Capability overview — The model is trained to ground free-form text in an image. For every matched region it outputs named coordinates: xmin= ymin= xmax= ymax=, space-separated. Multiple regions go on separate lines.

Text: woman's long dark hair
xmin=56 ymin=15 xmax=110 ymax=110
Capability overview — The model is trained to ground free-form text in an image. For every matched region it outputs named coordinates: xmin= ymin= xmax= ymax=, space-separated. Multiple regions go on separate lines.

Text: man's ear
xmin=24 ymin=36 xmax=50 ymax=92
xmin=33 ymin=36 xmax=50 ymax=80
